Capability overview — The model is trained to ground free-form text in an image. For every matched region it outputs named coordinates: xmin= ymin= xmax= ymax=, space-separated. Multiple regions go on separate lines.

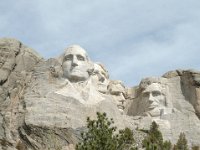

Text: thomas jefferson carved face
xmin=93 ymin=63 xmax=109 ymax=83
xmin=141 ymin=83 xmax=166 ymax=111
xmin=62 ymin=45 xmax=91 ymax=82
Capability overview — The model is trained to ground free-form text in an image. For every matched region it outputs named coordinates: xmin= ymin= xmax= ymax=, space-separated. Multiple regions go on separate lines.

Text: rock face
xmin=126 ymin=75 xmax=200 ymax=146
xmin=0 ymin=38 xmax=43 ymax=149
xmin=0 ymin=38 xmax=200 ymax=149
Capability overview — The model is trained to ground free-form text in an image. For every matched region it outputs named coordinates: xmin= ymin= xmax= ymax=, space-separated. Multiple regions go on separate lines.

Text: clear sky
xmin=1 ymin=0 xmax=200 ymax=86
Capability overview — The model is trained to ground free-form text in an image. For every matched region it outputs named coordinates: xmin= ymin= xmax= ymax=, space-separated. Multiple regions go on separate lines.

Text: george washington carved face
xmin=62 ymin=45 xmax=91 ymax=82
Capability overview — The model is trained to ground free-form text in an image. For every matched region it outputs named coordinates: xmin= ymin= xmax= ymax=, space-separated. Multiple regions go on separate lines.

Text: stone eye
xmin=101 ymin=72 xmax=106 ymax=77
xmin=64 ymin=55 xmax=72 ymax=61
xmin=152 ymin=91 xmax=161 ymax=97
xmin=142 ymin=92 xmax=149 ymax=97
xmin=77 ymin=55 xmax=85 ymax=61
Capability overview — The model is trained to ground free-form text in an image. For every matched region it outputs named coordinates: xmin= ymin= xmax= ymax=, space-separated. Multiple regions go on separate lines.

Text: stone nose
xmin=72 ymin=56 xmax=78 ymax=66
xmin=119 ymin=93 xmax=125 ymax=100
xmin=148 ymin=93 xmax=154 ymax=103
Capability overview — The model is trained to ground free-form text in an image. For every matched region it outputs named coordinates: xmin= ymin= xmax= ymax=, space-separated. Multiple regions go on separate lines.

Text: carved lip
xmin=71 ymin=69 xmax=81 ymax=73
xmin=149 ymin=104 xmax=158 ymax=109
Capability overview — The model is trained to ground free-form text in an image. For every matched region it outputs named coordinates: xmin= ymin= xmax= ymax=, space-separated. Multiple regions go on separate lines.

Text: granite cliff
xmin=0 ymin=38 xmax=200 ymax=149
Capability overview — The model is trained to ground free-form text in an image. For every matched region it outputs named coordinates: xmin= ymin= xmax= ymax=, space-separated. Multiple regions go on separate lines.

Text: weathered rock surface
xmin=23 ymin=45 xmax=135 ymax=149
xmin=0 ymin=38 xmax=43 ymax=149
xmin=0 ymin=38 xmax=200 ymax=149
xmin=126 ymin=71 xmax=200 ymax=147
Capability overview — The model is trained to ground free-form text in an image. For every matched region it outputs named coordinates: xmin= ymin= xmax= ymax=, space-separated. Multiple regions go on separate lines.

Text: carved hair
xmin=139 ymin=77 xmax=167 ymax=93
xmin=108 ymin=80 xmax=125 ymax=88
xmin=93 ymin=63 xmax=109 ymax=79
xmin=139 ymin=77 xmax=172 ymax=108
xmin=63 ymin=45 xmax=90 ymax=63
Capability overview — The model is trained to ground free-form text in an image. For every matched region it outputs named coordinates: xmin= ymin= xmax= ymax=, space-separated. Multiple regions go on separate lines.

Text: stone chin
xmin=148 ymin=101 xmax=161 ymax=109
xmin=147 ymin=108 xmax=162 ymax=117
xmin=66 ymin=72 xmax=89 ymax=82
xmin=148 ymin=105 xmax=158 ymax=110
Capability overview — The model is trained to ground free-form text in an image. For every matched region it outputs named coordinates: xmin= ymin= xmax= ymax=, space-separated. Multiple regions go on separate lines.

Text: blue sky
xmin=1 ymin=0 xmax=200 ymax=86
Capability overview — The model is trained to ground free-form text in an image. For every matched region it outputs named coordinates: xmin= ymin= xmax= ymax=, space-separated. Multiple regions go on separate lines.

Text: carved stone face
xmin=91 ymin=63 xmax=109 ymax=93
xmin=108 ymin=81 xmax=126 ymax=112
xmin=62 ymin=45 xmax=90 ymax=82
xmin=93 ymin=63 xmax=109 ymax=82
xmin=141 ymin=83 xmax=166 ymax=111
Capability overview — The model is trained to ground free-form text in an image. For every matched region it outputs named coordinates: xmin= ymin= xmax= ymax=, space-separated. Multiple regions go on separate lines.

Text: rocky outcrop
xmin=0 ymin=38 xmax=43 ymax=149
xmin=21 ymin=46 xmax=131 ymax=149
xmin=163 ymin=69 xmax=200 ymax=118
xmin=0 ymin=38 xmax=200 ymax=149
xmin=0 ymin=41 xmax=131 ymax=149
xmin=126 ymin=70 xmax=200 ymax=147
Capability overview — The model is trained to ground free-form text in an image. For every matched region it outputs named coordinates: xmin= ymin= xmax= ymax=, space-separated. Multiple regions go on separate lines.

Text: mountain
xmin=0 ymin=38 xmax=200 ymax=149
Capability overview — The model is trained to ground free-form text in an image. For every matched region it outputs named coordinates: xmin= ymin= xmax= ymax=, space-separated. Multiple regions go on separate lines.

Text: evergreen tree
xmin=192 ymin=145 xmax=200 ymax=150
xmin=76 ymin=112 xmax=136 ymax=150
xmin=142 ymin=121 xmax=172 ymax=150
xmin=173 ymin=133 xmax=189 ymax=150
xmin=116 ymin=127 xmax=137 ymax=150
xmin=163 ymin=140 xmax=172 ymax=150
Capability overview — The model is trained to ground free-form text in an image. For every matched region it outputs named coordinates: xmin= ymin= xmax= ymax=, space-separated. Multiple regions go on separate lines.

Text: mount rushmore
xmin=0 ymin=38 xmax=200 ymax=149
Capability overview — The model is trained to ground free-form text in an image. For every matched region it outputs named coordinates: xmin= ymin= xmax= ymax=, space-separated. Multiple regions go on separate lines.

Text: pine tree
xmin=76 ymin=112 xmax=136 ymax=150
xmin=192 ymin=145 xmax=200 ymax=150
xmin=116 ymin=127 xmax=136 ymax=150
xmin=173 ymin=133 xmax=189 ymax=150
xmin=163 ymin=140 xmax=172 ymax=150
xmin=142 ymin=121 xmax=172 ymax=150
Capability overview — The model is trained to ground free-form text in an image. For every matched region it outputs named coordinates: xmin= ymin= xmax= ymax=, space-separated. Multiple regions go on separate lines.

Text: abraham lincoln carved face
xmin=137 ymin=78 xmax=172 ymax=117
xmin=141 ymin=83 xmax=166 ymax=111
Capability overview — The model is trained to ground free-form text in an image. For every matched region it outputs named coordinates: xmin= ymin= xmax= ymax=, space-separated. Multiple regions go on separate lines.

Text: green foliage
xmin=173 ymin=133 xmax=189 ymax=150
xmin=142 ymin=121 xmax=172 ymax=150
xmin=163 ymin=140 xmax=172 ymax=150
xmin=76 ymin=112 xmax=136 ymax=150
xmin=192 ymin=145 xmax=200 ymax=150
xmin=117 ymin=127 xmax=137 ymax=150
xmin=75 ymin=113 xmax=200 ymax=150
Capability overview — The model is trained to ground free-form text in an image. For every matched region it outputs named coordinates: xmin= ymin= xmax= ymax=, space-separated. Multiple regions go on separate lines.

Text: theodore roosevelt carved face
xmin=62 ymin=45 xmax=91 ymax=82
xmin=108 ymin=80 xmax=126 ymax=113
